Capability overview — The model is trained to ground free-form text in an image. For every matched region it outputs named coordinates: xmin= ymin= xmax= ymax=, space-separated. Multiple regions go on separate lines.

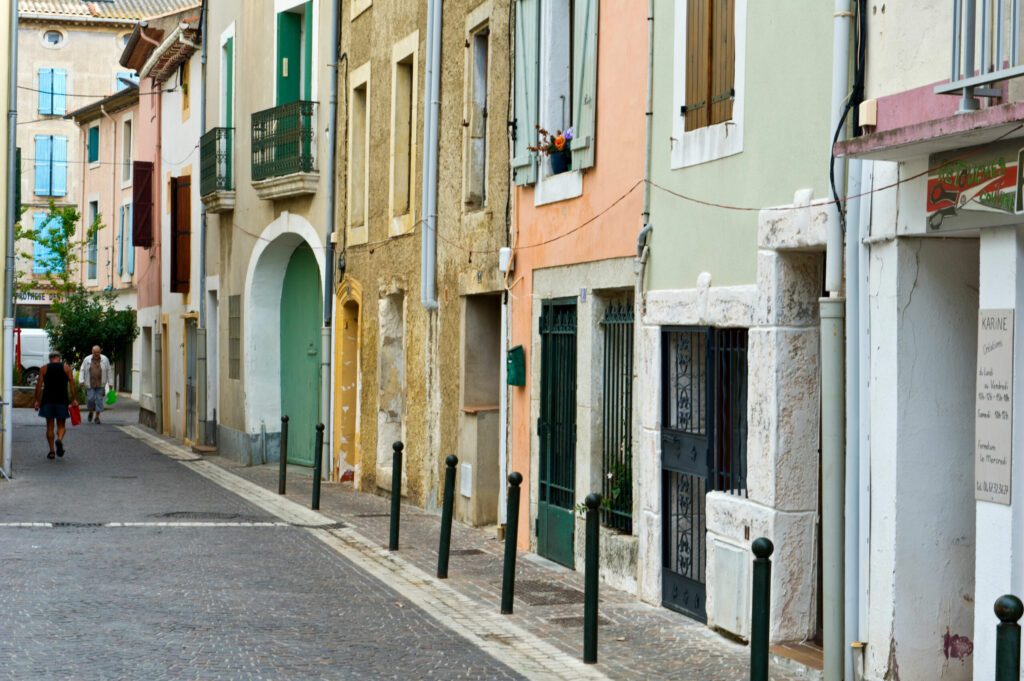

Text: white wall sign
xmin=976 ymin=308 xmax=1015 ymax=504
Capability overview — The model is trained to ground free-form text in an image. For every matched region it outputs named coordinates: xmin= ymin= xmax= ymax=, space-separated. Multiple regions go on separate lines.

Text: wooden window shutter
xmin=170 ymin=176 xmax=191 ymax=294
xmin=709 ymin=0 xmax=735 ymax=126
xmin=512 ymin=0 xmax=540 ymax=186
xmin=571 ymin=0 xmax=599 ymax=170
xmin=684 ymin=0 xmax=711 ymax=132
xmin=132 ymin=161 xmax=154 ymax=248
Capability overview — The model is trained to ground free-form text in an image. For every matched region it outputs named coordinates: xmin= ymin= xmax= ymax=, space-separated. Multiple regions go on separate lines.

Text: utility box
xmin=507 ymin=345 xmax=525 ymax=386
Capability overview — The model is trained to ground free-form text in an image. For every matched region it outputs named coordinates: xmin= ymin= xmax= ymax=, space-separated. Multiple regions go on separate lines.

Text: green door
xmin=276 ymin=11 xmax=302 ymax=105
xmin=280 ymin=243 xmax=322 ymax=466
xmin=537 ymin=299 xmax=577 ymax=568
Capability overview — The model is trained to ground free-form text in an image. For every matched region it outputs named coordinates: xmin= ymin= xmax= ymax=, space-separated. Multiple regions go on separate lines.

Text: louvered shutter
xmin=709 ymin=0 xmax=735 ymax=125
xmin=32 ymin=212 xmax=47 ymax=274
xmin=34 ymin=135 xmax=51 ymax=196
xmin=38 ymin=69 xmax=53 ymax=115
xmin=512 ymin=0 xmax=540 ymax=186
xmin=52 ymin=69 xmax=67 ymax=115
xmin=88 ymin=126 xmax=99 ymax=163
xmin=117 ymin=206 xmax=125 ymax=277
xmin=571 ymin=0 xmax=599 ymax=170
xmin=684 ymin=0 xmax=711 ymax=132
xmin=132 ymin=161 xmax=154 ymax=248
xmin=51 ymin=136 xmax=68 ymax=197
xmin=171 ymin=177 xmax=191 ymax=294
xmin=126 ymin=203 xmax=135 ymax=275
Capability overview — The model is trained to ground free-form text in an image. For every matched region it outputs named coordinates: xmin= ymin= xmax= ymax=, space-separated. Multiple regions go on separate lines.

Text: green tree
xmin=46 ymin=289 xmax=138 ymax=367
xmin=14 ymin=200 xmax=103 ymax=306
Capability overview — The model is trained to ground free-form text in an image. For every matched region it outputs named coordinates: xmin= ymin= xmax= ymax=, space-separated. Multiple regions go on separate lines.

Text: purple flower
xmin=564 ymin=127 xmax=574 ymax=142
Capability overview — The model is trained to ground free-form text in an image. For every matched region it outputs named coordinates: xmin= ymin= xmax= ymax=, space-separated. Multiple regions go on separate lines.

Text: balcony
xmin=251 ymin=100 xmax=319 ymax=200
xmin=937 ymin=0 xmax=1024 ymax=111
xmin=200 ymin=127 xmax=235 ymax=213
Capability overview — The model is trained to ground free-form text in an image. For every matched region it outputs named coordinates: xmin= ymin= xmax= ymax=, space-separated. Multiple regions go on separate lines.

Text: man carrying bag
xmin=79 ymin=345 xmax=112 ymax=424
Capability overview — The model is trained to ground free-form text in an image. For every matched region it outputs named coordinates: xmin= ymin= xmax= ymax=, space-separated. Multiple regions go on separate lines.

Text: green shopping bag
xmin=105 ymin=389 xmax=117 ymax=406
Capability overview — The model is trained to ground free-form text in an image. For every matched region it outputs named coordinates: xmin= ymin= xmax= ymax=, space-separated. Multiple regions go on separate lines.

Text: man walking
xmin=33 ymin=351 xmax=77 ymax=459
xmin=79 ymin=345 xmax=111 ymax=424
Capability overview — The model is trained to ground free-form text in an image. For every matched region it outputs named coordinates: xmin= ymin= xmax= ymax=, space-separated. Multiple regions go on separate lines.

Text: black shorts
xmin=38 ymin=403 xmax=70 ymax=420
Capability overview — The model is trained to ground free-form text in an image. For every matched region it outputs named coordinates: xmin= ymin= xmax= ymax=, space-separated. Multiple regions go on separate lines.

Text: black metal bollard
xmin=278 ymin=416 xmax=289 ymax=495
xmin=311 ymin=423 xmax=324 ymax=510
xmin=750 ymin=537 xmax=775 ymax=681
xmin=583 ymin=492 xmax=602 ymax=664
xmin=501 ymin=472 xmax=523 ymax=614
xmin=388 ymin=441 xmax=404 ymax=551
xmin=437 ymin=455 xmax=458 ymax=578
xmin=995 ymin=594 xmax=1024 ymax=681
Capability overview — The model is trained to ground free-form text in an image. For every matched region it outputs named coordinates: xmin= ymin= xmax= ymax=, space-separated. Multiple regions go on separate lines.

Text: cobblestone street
xmin=0 ymin=402 xmax=816 ymax=680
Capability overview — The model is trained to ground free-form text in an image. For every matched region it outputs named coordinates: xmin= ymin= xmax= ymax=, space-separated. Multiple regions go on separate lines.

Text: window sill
xmin=670 ymin=120 xmax=743 ymax=170
xmin=534 ymin=169 xmax=583 ymax=207
xmin=89 ymin=162 xmax=101 ymax=170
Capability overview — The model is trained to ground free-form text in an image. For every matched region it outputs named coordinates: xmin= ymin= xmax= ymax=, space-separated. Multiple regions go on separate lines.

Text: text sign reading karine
xmin=976 ymin=309 xmax=1015 ymax=505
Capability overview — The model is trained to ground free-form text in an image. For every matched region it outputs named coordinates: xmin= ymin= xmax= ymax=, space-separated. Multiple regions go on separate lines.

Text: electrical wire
xmin=18 ymin=84 xmax=175 ymax=98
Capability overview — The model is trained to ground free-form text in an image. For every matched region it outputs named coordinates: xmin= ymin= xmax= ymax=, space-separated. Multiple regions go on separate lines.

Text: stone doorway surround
xmin=636 ymin=190 xmax=834 ymax=643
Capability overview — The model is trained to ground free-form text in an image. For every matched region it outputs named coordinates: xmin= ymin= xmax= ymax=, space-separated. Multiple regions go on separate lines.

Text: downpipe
xmin=2 ymin=0 xmax=17 ymax=479
xmin=197 ymin=0 xmax=209 ymax=444
xmin=419 ymin=0 xmax=442 ymax=310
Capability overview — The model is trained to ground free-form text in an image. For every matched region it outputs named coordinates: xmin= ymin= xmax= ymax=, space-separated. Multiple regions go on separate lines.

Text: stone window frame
xmin=347 ymin=61 xmax=371 ymax=246
xmin=388 ymin=31 xmax=419 ymax=238
xmin=462 ymin=2 xmax=493 ymax=212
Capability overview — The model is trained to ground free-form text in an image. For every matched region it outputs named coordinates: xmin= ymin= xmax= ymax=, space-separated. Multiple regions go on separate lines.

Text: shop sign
xmin=927 ymin=140 xmax=1024 ymax=232
xmin=975 ymin=309 xmax=1014 ymax=505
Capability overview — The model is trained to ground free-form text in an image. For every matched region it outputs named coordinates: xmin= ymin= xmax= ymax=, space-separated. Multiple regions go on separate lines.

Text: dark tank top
xmin=41 ymin=361 xmax=70 ymax=405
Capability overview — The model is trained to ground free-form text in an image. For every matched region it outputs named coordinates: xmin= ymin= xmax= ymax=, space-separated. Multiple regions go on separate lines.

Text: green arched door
xmin=280 ymin=243 xmax=322 ymax=466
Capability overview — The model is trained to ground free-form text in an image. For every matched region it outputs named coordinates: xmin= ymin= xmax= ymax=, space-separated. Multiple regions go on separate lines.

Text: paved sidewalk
xmin=199 ymin=448 xmax=817 ymax=681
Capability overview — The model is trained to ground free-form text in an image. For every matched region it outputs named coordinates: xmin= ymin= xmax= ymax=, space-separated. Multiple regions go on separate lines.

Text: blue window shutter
xmin=34 ymin=135 xmax=52 ymax=195
xmin=126 ymin=204 xmax=135 ymax=275
xmin=52 ymin=69 xmax=67 ymax=115
xmin=38 ymin=69 xmax=53 ymax=115
xmin=32 ymin=212 xmax=47 ymax=274
xmin=49 ymin=217 xmax=65 ymax=273
xmin=117 ymin=206 xmax=125 ymax=277
xmin=512 ymin=0 xmax=540 ymax=186
xmin=571 ymin=0 xmax=598 ymax=170
xmin=51 ymin=136 xmax=68 ymax=197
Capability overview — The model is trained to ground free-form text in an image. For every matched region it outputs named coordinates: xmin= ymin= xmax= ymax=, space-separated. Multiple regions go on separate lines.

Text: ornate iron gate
xmin=538 ymin=299 xmax=578 ymax=568
xmin=601 ymin=299 xmax=634 ymax=533
xmin=661 ymin=327 xmax=748 ymax=621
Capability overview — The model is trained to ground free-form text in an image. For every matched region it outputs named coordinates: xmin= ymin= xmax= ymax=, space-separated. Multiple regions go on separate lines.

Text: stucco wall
xmin=646 ymin=0 xmax=833 ymax=291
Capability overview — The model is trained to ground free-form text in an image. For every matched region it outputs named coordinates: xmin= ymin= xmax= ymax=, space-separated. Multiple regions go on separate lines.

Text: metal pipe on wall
xmin=2 ymin=0 xmax=17 ymax=479
xmin=420 ymin=0 xmax=442 ymax=310
xmin=821 ymin=297 xmax=846 ymax=681
xmin=197 ymin=0 xmax=209 ymax=444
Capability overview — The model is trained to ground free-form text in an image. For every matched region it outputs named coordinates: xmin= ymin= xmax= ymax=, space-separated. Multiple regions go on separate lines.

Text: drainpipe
xmin=823 ymin=2 xmax=852 ymax=679
xmin=635 ymin=0 xmax=654 ymax=294
xmin=197 ymin=0 xmax=209 ymax=445
xmin=2 ymin=0 xmax=17 ymax=479
xmin=420 ymin=0 xmax=442 ymax=310
xmin=320 ymin=0 xmax=341 ymax=477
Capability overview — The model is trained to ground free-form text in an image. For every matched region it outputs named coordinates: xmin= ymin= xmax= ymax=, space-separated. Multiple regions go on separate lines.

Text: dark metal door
xmin=661 ymin=327 xmax=749 ymax=622
xmin=661 ymin=328 xmax=712 ymax=621
xmin=538 ymin=299 xmax=577 ymax=568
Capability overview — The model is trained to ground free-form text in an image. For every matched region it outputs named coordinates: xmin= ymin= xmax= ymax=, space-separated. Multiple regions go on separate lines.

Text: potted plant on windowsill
xmin=530 ymin=126 xmax=574 ymax=176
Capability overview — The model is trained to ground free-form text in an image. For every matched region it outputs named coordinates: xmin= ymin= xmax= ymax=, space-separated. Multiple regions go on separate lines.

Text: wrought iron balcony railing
xmin=200 ymin=127 xmax=234 ymax=196
xmin=251 ymin=100 xmax=318 ymax=182
xmin=937 ymin=0 xmax=1024 ymax=111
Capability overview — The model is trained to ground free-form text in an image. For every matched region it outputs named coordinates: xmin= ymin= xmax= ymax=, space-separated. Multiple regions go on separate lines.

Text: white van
xmin=18 ymin=328 xmax=52 ymax=386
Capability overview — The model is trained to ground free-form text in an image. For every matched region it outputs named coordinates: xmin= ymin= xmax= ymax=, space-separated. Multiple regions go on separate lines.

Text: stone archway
xmin=243 ymin=212 xmax=325 ymax=461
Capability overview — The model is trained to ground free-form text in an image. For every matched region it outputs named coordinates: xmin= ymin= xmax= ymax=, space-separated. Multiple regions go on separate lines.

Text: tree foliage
xmin=46 ymin=289 xmax=138 ymax=366
xmin=14 ymin=200 xmax=102 ymax=304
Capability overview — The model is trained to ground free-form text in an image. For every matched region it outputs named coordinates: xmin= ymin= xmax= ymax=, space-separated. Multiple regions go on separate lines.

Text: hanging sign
xmin=975 ymin=309 xmax=1015 ymax=505
xmin=926 ymin=140 xmax=1024 ymax=233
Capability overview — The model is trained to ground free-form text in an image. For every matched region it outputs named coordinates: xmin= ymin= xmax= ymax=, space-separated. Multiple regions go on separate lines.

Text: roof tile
xmin=19 ymin=0 xmax=201 ymax=22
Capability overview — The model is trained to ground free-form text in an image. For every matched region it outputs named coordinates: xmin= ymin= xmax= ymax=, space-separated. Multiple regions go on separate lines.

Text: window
xmin=38 ymin=68 xmax=67 ymax=115
xmin=87 ymin=200 xmax=98 ymax=281
xmin=117 ymin=203 xmax=134 ymax=278
xmin=121 ymin=119 xmax=133 ymax=184
xmin=180 ymin=62 xmax=190 ymax=116
xmin=170 ymin=176 xmax=191 ymax=294
xmin=671 ymin=0 xmax=745 ymax=168
xmin=276 ymin=2 xmax=313 ymax=105
xmin=31 ymin=212 xmax=64 ymax=275
xmin=43 ymin=30 xmax=64 ymax=47
xmin=511 ymin=0 xmax=598 ymax=186
xmin=87 ymin=125 xmax=100 ymax=164
xmin=682 ymin=0 xmax=735 ymax=131
xmin=228 ymin=295 xmax=241 ymax=379
xmin=464 ymin=23 xmax=490 ymax=209
xmin=132 ymin=161 xmax=155 ymax=248
xmin=121 ymin=33 xmax=131 ymax=47
xmin=348 ymin=63 xmax=370 ymax=244
xmin=33 ymin=135 xmax=68 ymax=197
xmin=389 ymin=33 xmax=418 ymax=235
xmin=222 ymin=36 xmax=235 ymax=128
xmin=116 ymin=71 xmax=138 ymax=92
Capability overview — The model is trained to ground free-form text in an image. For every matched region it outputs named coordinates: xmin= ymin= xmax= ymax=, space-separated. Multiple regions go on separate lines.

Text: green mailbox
xmin=507 ymin=345 xmax=526 ymax=386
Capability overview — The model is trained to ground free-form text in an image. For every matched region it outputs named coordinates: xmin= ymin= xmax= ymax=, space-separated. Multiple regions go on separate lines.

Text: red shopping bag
xmin=69 ymin=403 xmax=82 ymax=426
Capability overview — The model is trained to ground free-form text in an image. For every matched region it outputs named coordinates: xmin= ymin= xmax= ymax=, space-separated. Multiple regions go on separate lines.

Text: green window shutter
xmin=303 ymin=1 xmax=313 ymax=100
xmin=571 ymin=0 xmax=599 ymax=170
xmin=276 ymin=11 xmax=303 ymax=105
xmin=512 ymin=0 xmax=540 ymax=186
xmin=88 ymin=126 xmax=99 ymax=163
xmin=225 ymin=37 xmax=234 ymax=129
